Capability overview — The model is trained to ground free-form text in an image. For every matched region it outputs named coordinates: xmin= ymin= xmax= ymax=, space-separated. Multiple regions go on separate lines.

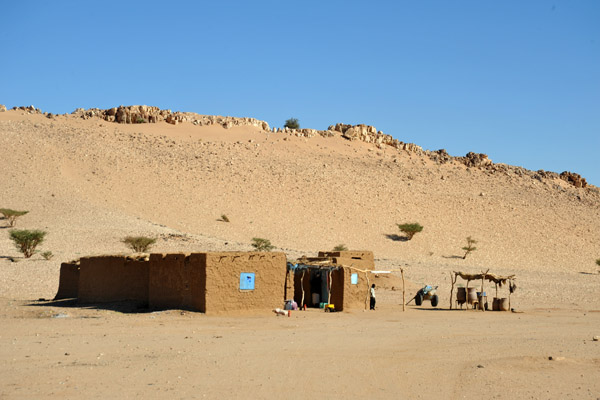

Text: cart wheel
xmin=415 ymin=293 xmax=423 ymax=306
xmin=431 ymin=294 xmax=439 ymax=307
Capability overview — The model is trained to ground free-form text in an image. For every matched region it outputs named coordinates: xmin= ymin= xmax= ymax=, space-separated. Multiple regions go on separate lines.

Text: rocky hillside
xmin=1 ymin=105 xmax=598 ymax=277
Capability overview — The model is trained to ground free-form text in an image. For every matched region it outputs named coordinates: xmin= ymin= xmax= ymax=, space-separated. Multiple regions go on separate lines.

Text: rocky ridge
xmin=4 ymin=104 xmax=591 ymax=189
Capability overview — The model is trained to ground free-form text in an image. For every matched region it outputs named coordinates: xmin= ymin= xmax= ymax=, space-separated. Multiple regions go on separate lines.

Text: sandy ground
xmin=1 ymin=299 xmax=599 ymax=399
xmin=1 ymin=108 xmax=599 ymax=398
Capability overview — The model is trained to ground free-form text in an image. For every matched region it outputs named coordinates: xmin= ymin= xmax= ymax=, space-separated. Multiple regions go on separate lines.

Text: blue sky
xmin=1 ymin=1 xmax=598 ymax=185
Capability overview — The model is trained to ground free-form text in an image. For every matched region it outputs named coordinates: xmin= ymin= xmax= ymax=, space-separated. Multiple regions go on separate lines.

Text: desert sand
xmin=1 ymin=107 xmax=599 ymax=399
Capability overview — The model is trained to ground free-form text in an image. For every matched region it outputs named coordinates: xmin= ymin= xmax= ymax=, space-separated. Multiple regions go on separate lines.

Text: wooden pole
xmin=449 ymin=272 xmax=455 ymax=310
xmin=466 ymin=280 xmax=469 ymax=310
xmin=300 ymin=270 xmax=306 ymax=308
xmin=401 ymin=269 xmax=406 ymax=312
xmin=480 ymin=273 xmax=485 ymax=312
xmin=509 ymin=279 xmax=512 ymax=310
xmin=327 ymin=270 xmax=333 ymax=305
xmin=365 ymin=272 xmax=370 ymax=311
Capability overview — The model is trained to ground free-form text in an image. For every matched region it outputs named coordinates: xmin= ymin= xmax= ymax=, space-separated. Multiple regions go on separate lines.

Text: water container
xmin=467 ymin=288 xmax=478 ymax=304
xmin=498 ymin=298 xmax=509 ymax=311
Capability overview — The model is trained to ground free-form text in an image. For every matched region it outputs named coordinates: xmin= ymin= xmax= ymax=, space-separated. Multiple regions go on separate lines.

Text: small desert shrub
xmin=284 ymin=118 xmax=300 ymax=130
xmin=0 ymin=208 xmax=29 ymax=227
xmin=221 ymin=214 xmax=230 ymax=222
xmin=462 ymin=236 xmax=477 ymax=259
xmin=41 ymin=251 xmax=54 ymax=260
xmin=251 ymin=237 xmax=274 ymax=252
xmin=333 ymin=244 xmax=348 ymax=251
xmin=596 ymin=259 xmax=600 ymax=267
xmin=135 ymin=116 xmax=147 ymax=123
xmin=397 ymin=223 xmax=423 ymax=240
xmin=9 ymin=229 xmax=47 ymax=258
xmin=122 ymin=236 xmax=156 ymax=253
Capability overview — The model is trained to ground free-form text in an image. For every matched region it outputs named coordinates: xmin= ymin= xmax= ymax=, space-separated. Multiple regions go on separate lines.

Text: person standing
xmin=370 ymin=284 xmax=376 ymax=310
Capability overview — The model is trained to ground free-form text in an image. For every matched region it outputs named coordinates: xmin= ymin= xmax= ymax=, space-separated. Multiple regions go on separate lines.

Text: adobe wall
xmin=318 ymin=251 xmax=375 ymax=270
xmin=78 ymin=256 xmax=149 ymax=304
xmin=204 ymin=252 xmax=286 ymax=314
xmin=342 ymin=267 xmax=370 ymax=310
xmin=148 ymin=253 xmax=205 ymax=311
xmin=54 ymin=262 xmax=80 ymax=300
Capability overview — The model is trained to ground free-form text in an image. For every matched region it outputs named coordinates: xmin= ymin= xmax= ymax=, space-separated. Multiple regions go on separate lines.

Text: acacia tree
xmin=122 ymin=236 xmax=156 ymax=253
xmin=462 ymin=236 xmax=477 ymax=259
xmin=251 ymin=238 xmax=274 ymax=252
xmin=333 ymin=244 xmax=348 ymax=251
xmin=0 ymin=208 xmax=29 ymax=227
xmin=284 ymin=118 xmax=300 ymax=130
xmin=9 ymin=229 xmax=46 ymax=258
xmin=397 ymin=223 xmax=423 ymax=240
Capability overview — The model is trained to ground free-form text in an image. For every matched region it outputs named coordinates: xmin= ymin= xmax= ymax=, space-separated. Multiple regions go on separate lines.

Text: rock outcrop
xmin=72 ymin=105 xmax=270 ymax=131
xmin=0 ymin=104 xmax=6 ymax=112
xmin=11 ymin=105 xmax=42 ymax=114
xmin=458 ymin=152 xmax=493 ymax=168
xmin=560 ymin=171 xmax=587 ymax=188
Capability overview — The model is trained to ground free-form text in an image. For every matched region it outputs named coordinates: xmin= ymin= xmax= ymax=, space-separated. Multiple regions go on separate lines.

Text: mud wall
xmin=204 ymin=252 xmax=286 ymax=314
xmin=54 ymin=262 xmax=80 ymax=300
xmin=148 ymin=253 xmax=206 ymax=311
xmin=318 ymin=251 xmax=375 ymax=270
xmin=342 ymin=267 xmax=370 ymax=310
xmin=77 ymin=256 xmax=149 ymax=304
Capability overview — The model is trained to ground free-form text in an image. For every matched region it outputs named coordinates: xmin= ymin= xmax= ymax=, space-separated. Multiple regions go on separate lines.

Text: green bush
xmin=0 ymin=208 xmax=29 ymax=227
xmin=284 ymin=118 xmax=300 ymax=130
xmin=333 ymin=244 xmax=348 ymax=251
xmin=122 ymin=236 xmax=156 ymax=253
xmin=41 ymin=251 xmax=54 ymax=260
xmin=596 ymin=259 xmax=600 ymax=267
xmin=221 ymin=214 xmax=230 ymax=222
xmin=9 ymin=229 xmax=47 ymax=258
xmin=462 ymin=236 xmax=477 ymax=259
xmin=251 ymin=237 xmax=274 ymax=252
xmin=396 ymin=223 xmax=423 ymax=240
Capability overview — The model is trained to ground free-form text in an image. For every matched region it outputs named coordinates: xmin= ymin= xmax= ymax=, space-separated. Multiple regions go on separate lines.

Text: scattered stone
xmin=593 ymin=336 xmax=599 ymax=341
xmin=477 ymin=364 xmax=485 ymax=368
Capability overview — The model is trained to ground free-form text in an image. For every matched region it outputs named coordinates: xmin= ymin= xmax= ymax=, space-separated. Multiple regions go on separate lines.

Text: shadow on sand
xmin=25 ymin=298 xmax=153 ymax=314
xmin=442 ymin=255 xmax=464 ymax=259
xmin=384 ymin=234 xmax=409 ymax=242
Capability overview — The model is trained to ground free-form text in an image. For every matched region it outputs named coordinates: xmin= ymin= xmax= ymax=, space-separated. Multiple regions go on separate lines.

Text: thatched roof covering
xmin=453 ymin=271 xmax=515 ymax=285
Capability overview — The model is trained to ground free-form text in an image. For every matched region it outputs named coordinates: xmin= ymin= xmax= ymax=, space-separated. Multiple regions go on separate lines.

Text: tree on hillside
xmin=462 ymin=236 xmax=477 ymax=259
xmin=596 ymin=258 xmax=600 ymax=268
xmin=397 ymin=223 xmax=423 ymax=240
xmin=9 ymin=229 xmax=46 ymax=258
xmin=0 ymin=208 xmax=29 ymax=227
xmin=251 ymin=238 xmax=274 ymax=252
xmin=333 ymin=244 xmax=348 ymax=251
xmin=122 ymin=236 xmax=156 ymax=253
xmin=284 ymin=118 xmax=300 ymax=130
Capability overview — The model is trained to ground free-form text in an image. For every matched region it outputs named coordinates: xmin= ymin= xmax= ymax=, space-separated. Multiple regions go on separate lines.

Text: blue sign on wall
xmin=351 ymin=273 xmax=358 ymax=285
xmin=240 ymin=273 xmax=255 ymax=290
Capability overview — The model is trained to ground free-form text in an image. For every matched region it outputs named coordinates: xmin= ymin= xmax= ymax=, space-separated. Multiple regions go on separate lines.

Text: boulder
xmin=560 ymin=171 xmax=587 ymax=188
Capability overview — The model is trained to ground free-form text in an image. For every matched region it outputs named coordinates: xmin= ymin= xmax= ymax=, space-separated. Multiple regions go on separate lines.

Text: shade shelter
xmin=449 ymin=270 xmax=516 ymax=311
